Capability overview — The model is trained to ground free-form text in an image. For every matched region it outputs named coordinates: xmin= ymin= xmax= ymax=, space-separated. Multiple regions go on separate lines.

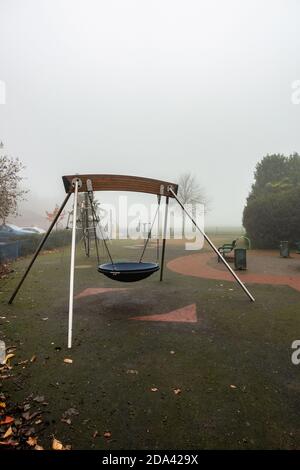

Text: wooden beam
xmin=62 ymin=174 xmax=178 ymax=198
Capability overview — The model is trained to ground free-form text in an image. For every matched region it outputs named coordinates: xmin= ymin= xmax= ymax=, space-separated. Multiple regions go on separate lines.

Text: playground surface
xmin=168 ymin=250 xmax=300 ymax=293
xmin=1 ymin=237 xmax=300 ymax=449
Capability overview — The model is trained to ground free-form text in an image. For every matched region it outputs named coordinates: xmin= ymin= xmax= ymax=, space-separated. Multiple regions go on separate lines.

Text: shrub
xmin=243 ymin=153 xmax=300 ymax=248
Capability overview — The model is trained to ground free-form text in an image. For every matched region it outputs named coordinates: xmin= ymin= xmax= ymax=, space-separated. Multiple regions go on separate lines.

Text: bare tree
xmin=177 ymin=173 xmax=208 ymax=237
xmin=0 ymin=153 xmax=28 ymax=224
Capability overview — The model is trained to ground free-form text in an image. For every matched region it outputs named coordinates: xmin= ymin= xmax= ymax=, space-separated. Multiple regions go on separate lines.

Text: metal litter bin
xmin=234 ymin=248 xmax=247 ymax=270
xmin=280 ymin=241 xmax=289 ymax=258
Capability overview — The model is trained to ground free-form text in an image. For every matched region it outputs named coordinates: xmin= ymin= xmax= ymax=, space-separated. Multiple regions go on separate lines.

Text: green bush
xmin=243 ymin=188 xmax=300 ymax=248
xmin=243 ymin=153 xmax=300 ymax=248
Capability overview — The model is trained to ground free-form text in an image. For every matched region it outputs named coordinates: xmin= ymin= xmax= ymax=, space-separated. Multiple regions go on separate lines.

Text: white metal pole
xmin=68 ymin=180 xmax=79 ymax=348
xmin=168 ymin=187 xmax=255 ymax=302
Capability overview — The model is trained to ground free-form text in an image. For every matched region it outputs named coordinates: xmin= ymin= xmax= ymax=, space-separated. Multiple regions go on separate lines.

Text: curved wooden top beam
xmin=62 ymin=174 xmax=178 ymax=197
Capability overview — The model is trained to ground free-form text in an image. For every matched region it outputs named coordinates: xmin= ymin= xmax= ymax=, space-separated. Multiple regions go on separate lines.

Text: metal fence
xmin=0 ymin=241 xmax=20 ymax=263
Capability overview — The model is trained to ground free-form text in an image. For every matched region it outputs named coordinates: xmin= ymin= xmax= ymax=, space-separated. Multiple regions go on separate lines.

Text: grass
xmin=0 ymin=234 xmax=300 ymax=449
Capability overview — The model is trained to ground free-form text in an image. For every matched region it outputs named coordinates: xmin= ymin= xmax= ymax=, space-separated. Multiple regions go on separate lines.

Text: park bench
xmin=217 ymin=239 xmax=237 ymax=262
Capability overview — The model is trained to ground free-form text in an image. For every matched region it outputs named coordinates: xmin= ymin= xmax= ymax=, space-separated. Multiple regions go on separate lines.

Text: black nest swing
xmin=90 ymin=191 xmax=162 ymax=283
xmin=98 ymin=261 xmax=160 ymax=282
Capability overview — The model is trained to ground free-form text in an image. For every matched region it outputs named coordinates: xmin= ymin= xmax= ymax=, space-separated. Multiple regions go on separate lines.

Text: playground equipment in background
xmin=8 ymin=174 xmax=255 ymax=348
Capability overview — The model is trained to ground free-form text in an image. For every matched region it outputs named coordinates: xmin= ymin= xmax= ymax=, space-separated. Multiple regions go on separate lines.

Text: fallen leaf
xmin=30 ymin=355 xmax=37 ymax=363
xmin=126 ymin=369 xmax=138 ymax=375
xmin=61 ymin=418 xmax=71 ymax=425
xmin=150 ymin=387 xmax=158 ymax=392
xmin=33 ymin=395 xmax=45 ymax=403
xmin=52 ymin=437 xmax=64 ymax=450
xmin=42 ymin=318 xmax=48 ymax=321
xmin=35 ymin=419 xmax=43 ymax=425
xmin=93 ymin=430 xmax=98 ymax=438
xmin=27 ymin=436 xmax=37 ymax=446
xmin=6 ymin=347 xmax=16 ymax=354
xmin=62 ymin=407 xmax=79 ymax=418
xmin=0 ymin=439 xmax=19 ymax=446
xmin=22 ymin=411 xmax=40 ymax=421
xmin=103 ymin=431 xmax=112 ymax=439
xmin=0 ymin=416 xmax=14 ymax=425
xmin=4 ymin=353 xmax=15 ymax=364
xmin=173 ymin=388 xmax=181 ymax=395
xmin=0 ymin=402 xmax=6 ymax=408
xmin=17 ymin=360 xmax=28 ymax=365
xmin=230 ymin=384 xmax=237 ymax=389
xmin=63 ymin=358 xmax=73 ymax=364
xmin=170 ymin=350 xmax=175 ymax=354
xmin=3 ymin=426 xmax=13 ymax=439
xmin=34 ymin=444 xmax=44 ymax=450
xmin=52 ymin=437 xmax=70 ymax=450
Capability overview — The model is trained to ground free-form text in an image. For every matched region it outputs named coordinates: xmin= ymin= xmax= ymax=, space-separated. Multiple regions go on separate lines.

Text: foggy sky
xmin=1 ymin=0 xmax=300 ymax=226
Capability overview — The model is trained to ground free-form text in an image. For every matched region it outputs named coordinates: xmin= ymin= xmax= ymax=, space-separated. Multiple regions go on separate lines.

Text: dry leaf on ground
xmin=33 ymin=396 xmax=45 ymax=403
xmin=0 ymin=439 xmax=19 ymax=446
xmin=52 ymin=437 xmax=64 ymax=450
xmin=61 ymin=418 xmax=71 ymax=425
xmin=27 ymin=436 xmax=37 ymax=446
xmin=3 ymin=426 xmax=13 ymax=439
xmin=0 ymin=416 xmax=14 ymax=425
xmin=4 ymin=353 xmax=15 ymax=364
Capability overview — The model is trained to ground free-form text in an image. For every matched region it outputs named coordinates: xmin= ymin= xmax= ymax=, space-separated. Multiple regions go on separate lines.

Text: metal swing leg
xmin=160 ymin=196 xmax=169 ymax=282
xmin=8 ymin=192 xmax=72 ymax=305
xmin=168 ymin=187 xmax=255 ymax=302
xmin=68 ymin=180 xmax=79 ymax=349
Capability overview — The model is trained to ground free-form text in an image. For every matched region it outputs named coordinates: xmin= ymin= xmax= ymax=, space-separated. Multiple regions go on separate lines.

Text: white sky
xmin=0 ymin=0 xmax=300 ymax=225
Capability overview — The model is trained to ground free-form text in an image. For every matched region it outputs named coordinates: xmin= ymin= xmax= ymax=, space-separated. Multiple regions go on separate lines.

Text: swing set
xmin=8 ymin=174 xmax=255 ymax=348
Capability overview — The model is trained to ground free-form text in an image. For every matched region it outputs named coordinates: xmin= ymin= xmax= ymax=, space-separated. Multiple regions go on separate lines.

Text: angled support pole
xmin=157 ymin=194 xmax=161 ymax=261
xmin=160 ymin=196 xmax=169 ymax=281
xmin=168 ymin=187 xmax=255 ymax=302
xmin=68 ymin=178 xmax=81 ymax=349
xmin=8 ymin=192 xmax=72 ymax=305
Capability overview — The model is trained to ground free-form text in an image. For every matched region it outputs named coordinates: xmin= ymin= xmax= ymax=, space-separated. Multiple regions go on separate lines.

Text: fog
xmin=1 ymin=0 xmax=300 ymax=227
